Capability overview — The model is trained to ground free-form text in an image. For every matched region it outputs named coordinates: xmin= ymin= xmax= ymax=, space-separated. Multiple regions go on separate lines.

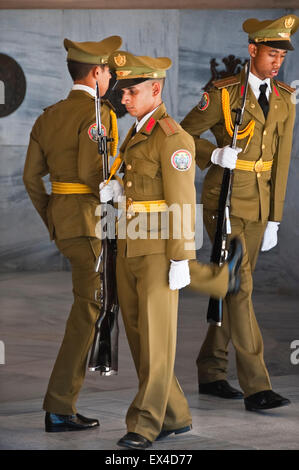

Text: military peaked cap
xmin=64 ymin=36 xmax=122 ymax=64
xmin=243 ymin=14 xmax=299 ymax=50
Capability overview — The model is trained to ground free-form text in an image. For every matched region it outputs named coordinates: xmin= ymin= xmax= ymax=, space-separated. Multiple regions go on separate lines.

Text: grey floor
xmin=0 ymin=271 xmax=299 ymax=450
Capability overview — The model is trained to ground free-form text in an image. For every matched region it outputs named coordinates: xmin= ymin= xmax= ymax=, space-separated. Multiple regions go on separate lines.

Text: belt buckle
xmin=254 ymin=158 xmax=263 ymax=178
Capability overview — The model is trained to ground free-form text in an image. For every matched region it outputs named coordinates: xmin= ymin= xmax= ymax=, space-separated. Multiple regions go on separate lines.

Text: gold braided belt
xmin=51 ymin=182 xmax=93 ymax=194
xmin=125 ymin=198 xmax=168 ymax=217
xmin=236 ymin=158 xmax=273 ymax=177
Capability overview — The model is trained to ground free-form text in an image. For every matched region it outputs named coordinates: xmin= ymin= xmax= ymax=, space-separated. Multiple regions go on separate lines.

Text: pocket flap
xmin=132 ymin=159 xmax=159 ymax=178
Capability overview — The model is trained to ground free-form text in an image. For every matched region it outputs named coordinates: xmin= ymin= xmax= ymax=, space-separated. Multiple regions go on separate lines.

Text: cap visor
xmin=258 ymin=40 xmax=294 ymax=51
xmin=114 ymin=78 xmax=150 ymax=90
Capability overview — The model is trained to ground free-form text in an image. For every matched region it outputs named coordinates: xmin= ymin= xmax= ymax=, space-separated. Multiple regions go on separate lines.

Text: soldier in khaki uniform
xmin=181 ymin=15 xmax=298 ymax=410
xmin=23 ymin=36 xmax=122 ymax=432
xmin=100 ymin=51 xmax=242 ymax=449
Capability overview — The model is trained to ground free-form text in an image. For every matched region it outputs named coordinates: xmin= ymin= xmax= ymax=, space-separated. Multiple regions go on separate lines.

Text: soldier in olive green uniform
xmin=23 ymin=36 xmax=122 ymax=432
xmin=102 ymin=51 xmax=242 ymax=449
xmin=181 ymin=15 xmax=298 ymax=410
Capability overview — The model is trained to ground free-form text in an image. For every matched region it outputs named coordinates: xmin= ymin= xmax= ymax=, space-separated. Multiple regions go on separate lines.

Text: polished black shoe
xmin=244 ymin=390 xmax=291 ymax=411
xmin=45 ymin=412 xmax=99 ymax=432
xmin=227 ymin=237 xmax=243 ymax=294
xmin=199 ymin=380 xmax=244 ymax=399
xmin=156 ymin=425 xmax=192 ymax=441
xmin=117 ymin=432 xmax=152 ymax=449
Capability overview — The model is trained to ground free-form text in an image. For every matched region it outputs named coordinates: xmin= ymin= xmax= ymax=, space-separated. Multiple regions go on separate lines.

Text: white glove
xmin=261 ymin=222 xmax=280 ymax=251
xmin=169 ymin=260 xmax=190 ymax=290
xmin=211 ymin=145 xmax=242 ymax=170
xmin=100 ymin=180 xmax=123 ymax=203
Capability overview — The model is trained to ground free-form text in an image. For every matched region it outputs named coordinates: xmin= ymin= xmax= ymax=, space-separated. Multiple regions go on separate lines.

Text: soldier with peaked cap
xmin=101 ymin=51 xmax=242 ymax=449
xmin=181 ymin=14 xmax=298 ymax=410
xmin=23 ymin=35 xmax=122 ymax=432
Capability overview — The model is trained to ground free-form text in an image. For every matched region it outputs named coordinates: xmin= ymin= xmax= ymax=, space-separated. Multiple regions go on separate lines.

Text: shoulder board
xmin=213 ymin=75 xmax=240 ymax=89
xmin=158 ymin=116 xmax=181 ymax=136
xmin=43 ymin=100 xmax=63 ymax=112
xmin=101 ymin=99 xmax=116 ymax=112
xmin=275 ymin=80 xmax=295 ymax=94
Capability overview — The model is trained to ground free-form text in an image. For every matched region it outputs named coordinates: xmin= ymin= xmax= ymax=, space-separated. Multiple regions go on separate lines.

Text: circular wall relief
xmin=0 ymin=53 xmax=26 ymax=118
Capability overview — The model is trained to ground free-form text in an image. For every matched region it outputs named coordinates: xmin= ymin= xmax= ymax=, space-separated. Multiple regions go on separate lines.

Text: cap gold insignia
xmin=114 ymin=54 xmax=126 ymax=67
xmin=285 ymin=17 xmax=295 ymax=29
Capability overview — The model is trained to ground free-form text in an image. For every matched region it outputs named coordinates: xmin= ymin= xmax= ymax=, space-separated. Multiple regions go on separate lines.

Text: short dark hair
xmin=67 ymin=60 xmax=106 ymax=81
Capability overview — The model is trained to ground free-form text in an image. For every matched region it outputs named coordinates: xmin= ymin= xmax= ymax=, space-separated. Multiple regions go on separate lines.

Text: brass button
xmin=127 ymin=164 xmax=132 ymax=170
xmin=127 ymin=213 xmax=132 ymax=220
xmin=263 ymin=130 xmax=267 ymax=136
xmin=250 ymin=103 xmax=255 ymax=109
xmin=127 ymin=181 xmax=132 ymax=188
xmin=262 ymin=144 xmax=265 ymax=150
xmin=275 ymin=105 xmax=278 ymax=109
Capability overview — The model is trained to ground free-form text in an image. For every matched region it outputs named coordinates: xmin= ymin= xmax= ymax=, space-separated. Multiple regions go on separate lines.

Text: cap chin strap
xmin=249 ymin=38 xmax=293 ymax=51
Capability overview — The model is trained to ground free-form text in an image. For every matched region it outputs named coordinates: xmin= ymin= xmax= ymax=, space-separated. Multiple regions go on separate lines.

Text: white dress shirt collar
xmin=249 ymin=72 xmax=271 ymax=100
xmin=135 ymin=105 xmax=160 ymax=133
xmin=72 ymin=84 xmax=96 ymax=98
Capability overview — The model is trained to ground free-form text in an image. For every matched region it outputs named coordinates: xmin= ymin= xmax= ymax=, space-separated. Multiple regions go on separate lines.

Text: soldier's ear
xmin=93 ymin=65 xmax=104 ymax=78
xmin=152 ymin=81 xmax=161 ymax=97
xmin=248 ymin=43 xmax=258 ymax=58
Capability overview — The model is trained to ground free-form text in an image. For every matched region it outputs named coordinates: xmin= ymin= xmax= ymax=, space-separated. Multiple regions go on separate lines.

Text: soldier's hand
xmin=169 ymin=259 xmax=190 ymax=290
xmin=211 ymin=145 xmax=242 ymax=169
xmin=100 ymin=180 xmax=123 ymax=203
xmin=261 ymin=221 xmax=280 ymax=251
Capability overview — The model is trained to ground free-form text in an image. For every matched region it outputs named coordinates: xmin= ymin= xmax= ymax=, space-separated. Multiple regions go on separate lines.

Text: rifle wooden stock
xmin=88 ymin=83 xmax=119 ymax=374
xmin=206 ymin=60 xmax=251 ymax=326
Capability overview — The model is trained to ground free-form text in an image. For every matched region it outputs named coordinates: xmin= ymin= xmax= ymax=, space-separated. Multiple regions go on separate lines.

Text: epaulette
xmin=43 ymin=100 xmax=63 ymax=112
xmin=213 ymin=75 xmax=240 ymax=89
xmin=275 ymin=80 xmax=295 ymax=94
xmin=158 ymin=116 xmax=181 ymax=136
xmin=101 ymin=98 xmax=116 ymax=112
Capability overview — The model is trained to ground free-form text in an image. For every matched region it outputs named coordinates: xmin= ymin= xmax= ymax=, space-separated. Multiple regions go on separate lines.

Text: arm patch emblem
xmin=171 ymin=149 xmax=192 ymax=171
xmin=197 ymin=91 xmax=209 ymax=111
xmin=88 ymin=123 xmax=107 ymax=142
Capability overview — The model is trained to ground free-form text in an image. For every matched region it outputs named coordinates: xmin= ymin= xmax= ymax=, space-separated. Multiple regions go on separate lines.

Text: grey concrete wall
xmin=0 ymin=8 xmax=298 ymax=293
xmin=0 ymin=9 xmax=179 ymax=270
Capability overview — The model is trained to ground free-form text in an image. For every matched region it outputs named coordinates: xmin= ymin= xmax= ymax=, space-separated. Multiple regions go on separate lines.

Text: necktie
xmin=258 ymin=83 xmax=269 ymax=119
xmin=131 ymin=125 xmax=137 ymax=138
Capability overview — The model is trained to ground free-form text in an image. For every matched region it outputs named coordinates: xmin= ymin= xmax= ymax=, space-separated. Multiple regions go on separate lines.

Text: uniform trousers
xmin=43 ymin=236 xmax=101 ymax=415
xmin=116 ymin=251 xmax=231 ymax=441
xmin=116 ymin=253 xmax=191 ymax=442
xmin=197 ymin=209 xmax=272 ymax=397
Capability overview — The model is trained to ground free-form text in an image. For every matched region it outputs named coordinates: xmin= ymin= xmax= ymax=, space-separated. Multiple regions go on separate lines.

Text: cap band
xmin=253 ymin=35 xmax=290 ymax=42
xmin=116 ymin=69 xmax=166 ymax=79
xmin=67 ymin=48 xmax=108 ymax=64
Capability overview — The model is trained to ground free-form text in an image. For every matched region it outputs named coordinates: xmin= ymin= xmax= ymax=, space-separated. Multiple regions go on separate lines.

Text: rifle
xmin=207 ymin=59 xmax=251 ymax=326
xmin=88 ymin=82 xmax=119 ymax=375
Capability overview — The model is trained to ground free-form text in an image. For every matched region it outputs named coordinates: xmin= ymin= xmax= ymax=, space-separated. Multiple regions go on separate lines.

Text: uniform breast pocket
xmin=131 ymin=159 xmax=162 ymax=197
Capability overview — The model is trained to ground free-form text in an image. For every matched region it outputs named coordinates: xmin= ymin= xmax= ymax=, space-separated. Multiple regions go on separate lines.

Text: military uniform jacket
xmin=23 ymin=90 xmax=114 ymax=240
xmin=118 ymin=103 xmax=196 ymax=260
xmin=181 ymin=68 xmax=296 ymax=222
